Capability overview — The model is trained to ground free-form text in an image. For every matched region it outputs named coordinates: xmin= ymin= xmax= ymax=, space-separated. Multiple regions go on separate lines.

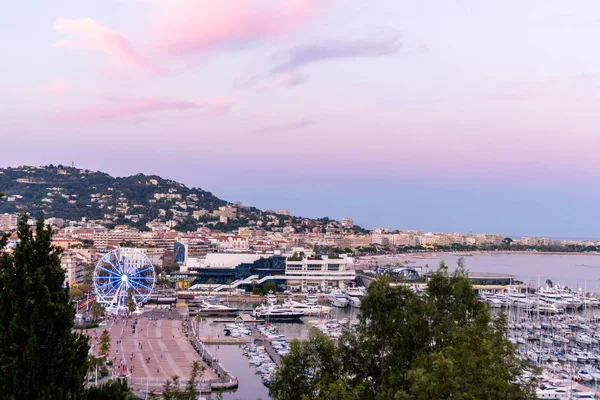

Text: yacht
xmin=266 ymin=293 xmax=277 ymax=305
xmin=329 ymin=292 xmax=349 ymax=308
xmin=538 ymin=289 xmax=567 ymax=311
xmin=253 ymin=305 xmax=305 ymax=321
xmin=306 ymin=293 xmax=318 ymax=305
xmin=344 ymin=287 xmax=365 ymax=308
xmin=189 ymin=300 xmax=240 ymax=316
xmin=284 ymin=300 xmax=332 ymax=316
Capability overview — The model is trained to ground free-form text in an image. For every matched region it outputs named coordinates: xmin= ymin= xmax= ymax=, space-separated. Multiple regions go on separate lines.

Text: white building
xmin=214 ymin=236 xmax=249 ymax=251
xmin=285 ymin=255 xmax=355 ymax=291
xmin=61 ymin=250 xmax=86 ymax=286
xmin=0 ymin=213 xmax=19 ymax=231
xmin=341 ymin=218 xmax=354 ymax=228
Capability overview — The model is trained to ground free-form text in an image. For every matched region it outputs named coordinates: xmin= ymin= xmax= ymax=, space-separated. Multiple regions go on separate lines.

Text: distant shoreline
xmin=406 ymin=250 xmax=600 ymax=258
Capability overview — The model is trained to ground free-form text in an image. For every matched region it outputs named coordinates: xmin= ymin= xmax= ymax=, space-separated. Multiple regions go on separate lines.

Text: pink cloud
xmin=53 ymin=18 xmax=162 ymax=74
xmin=57 ymin=97 xmax=237 ymax=124
xmin=142 ymin=0 xmax=329 ymax=55
xmin=256 ymin=72 xmax=309 ymax=92
xmin=257 ymin=119 xmax=315 ymax=133
xmin=38 ymin=80 xmax=69 ymax=94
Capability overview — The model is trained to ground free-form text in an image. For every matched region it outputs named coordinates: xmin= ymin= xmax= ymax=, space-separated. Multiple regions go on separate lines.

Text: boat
xmin=253 ymin=305 xmax=305 ymax=321
xmin=189 ymin=300 xmax=240 ymax=316
xmin=329 ymin=292 xmax=349 ymax=308
xmin=283 ymin=300 xmax=332 ymax=316
xmin=266 ymin=293 xmax=278 ymax=305
xmin=306 ymin=293 xmax=318 ymax=305
xmin=344 ymin=287 xmax=365 ymax=308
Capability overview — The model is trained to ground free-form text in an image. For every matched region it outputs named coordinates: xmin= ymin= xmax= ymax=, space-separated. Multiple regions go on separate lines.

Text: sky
xmin=2 ymin=0 xmax=600 ymax=237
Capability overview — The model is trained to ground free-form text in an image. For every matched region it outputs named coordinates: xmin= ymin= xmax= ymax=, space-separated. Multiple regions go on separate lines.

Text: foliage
xmin=262 ymin=281 xmax=277 ymax=295
xmin=99 ymin=329 xmax=111 ymax=358
xmin=0 ymin=214 xmax=90 ymax=399
xmin=149 ymin=361 xmax=205 ymax=400
xmin=70 ymin=286 xmax=84 ymax=299
xmin=91 ymin=301 xmax=105 ymax=322
xmin=83 ymin=379 xmax=137 ymax=400
xmin=270 ymin=261 xmax=535 ymax=400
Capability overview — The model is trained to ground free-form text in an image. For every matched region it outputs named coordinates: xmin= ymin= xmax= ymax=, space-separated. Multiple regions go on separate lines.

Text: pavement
xmin=87 ymin=314 xmax=217 ymax=382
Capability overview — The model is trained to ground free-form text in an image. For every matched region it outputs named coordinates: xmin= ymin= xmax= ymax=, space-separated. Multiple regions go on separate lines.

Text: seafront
xmin=86 ymin=309 xmax=239 ymax=396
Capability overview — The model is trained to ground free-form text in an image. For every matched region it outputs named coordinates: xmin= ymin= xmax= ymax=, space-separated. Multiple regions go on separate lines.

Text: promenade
xmin=88 ymin=314 xmax=215 ymax=383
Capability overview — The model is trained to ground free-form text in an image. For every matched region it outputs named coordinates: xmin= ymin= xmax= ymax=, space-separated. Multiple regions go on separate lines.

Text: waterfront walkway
xmin=88 ymin=316 xmax=211 ymax=382
xmin=87 ymin=313 xmax=239 ymax=394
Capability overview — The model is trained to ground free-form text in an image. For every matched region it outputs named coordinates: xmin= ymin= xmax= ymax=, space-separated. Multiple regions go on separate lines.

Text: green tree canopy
xmin=0 ymin=215 xmax=90 ymax=399
xmin=270 ymin=261 xmax=535 ymax=400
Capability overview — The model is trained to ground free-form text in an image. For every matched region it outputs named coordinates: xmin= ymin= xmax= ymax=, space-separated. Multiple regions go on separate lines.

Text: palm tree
xmin=226 ymin=279 xmax=233 ymax=293
xmin=545 ymin=279 xmax=553 ymax=288
xmin=99 ymin=329 xmax=111 ymax=358
xmin=207 ymin=279 xmax=214 ymax=295
xmin=90 ymin=302 xmax=104 ymax=322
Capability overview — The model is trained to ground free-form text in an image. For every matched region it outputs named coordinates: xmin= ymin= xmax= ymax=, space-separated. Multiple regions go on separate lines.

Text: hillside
xmin=0 ymin=165 xmax=366 ymax=234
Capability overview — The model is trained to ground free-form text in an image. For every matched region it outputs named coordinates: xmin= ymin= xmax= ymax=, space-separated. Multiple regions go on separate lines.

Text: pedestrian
xmin=157 ymin=368 xmax=159 ymax=374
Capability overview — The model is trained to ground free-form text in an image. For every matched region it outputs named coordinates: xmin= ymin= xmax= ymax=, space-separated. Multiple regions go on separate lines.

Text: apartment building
xmin=0 ymin=213 xmax=18 ymax=231
xmin=61 ymin=250 xmax=86 ymax=286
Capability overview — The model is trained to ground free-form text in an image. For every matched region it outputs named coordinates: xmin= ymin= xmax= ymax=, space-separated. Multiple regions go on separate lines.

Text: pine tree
xmin=0 ymin=215 xmax=90 ymax=399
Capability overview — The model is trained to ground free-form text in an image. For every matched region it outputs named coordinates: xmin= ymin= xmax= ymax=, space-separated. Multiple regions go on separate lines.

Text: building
xmin=189 ymin=254 xmax=287 ymax=289
xmin=174 ymin=238 xmax=216 ymax=264
xmin=0 ymin=213 xmax=18 ymax=231
xmin=341 ymin=218 xmax=354 ymax=229
xmin=285 ymin=255 xmax=355 ymax=291
xmin=61 ymin=250 xmax=86 ymax=286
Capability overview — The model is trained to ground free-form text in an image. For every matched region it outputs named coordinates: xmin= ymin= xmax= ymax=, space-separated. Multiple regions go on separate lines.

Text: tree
xmin=150 ymin=361 xmax=205 ymax=400
xmin=99 ymin=329 xmax=111 ymax=358
xmin=84 ymin=379 xmax=137 ymax=400
xmin=207 ymin=278 xmax=215 ymax=294
xmin=262 ymin=281 xmax=277 ymax=295
xmin=91 ymin=301 xmax=105 ymax=322
xmin=70 ymin=286 xmax=84 ymax=300
xmin=0 ymin=214 xmax=90 ymax=399
xmin=83 ymin=262 xmax=95 ymax=285
xmin=546 ymin=279 xmax=553 ymax=288
xmin=226 ymin=279 xmax=233 ymax=293
xmin=270 ymin=261 xmax=535 ymax=400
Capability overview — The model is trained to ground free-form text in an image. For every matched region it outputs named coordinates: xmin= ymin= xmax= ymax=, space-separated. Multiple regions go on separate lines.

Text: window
xmin=307 ymin=264 xmax=322 ymax=271
xmin=287 ymin=265 xmax=302 ymax=271
xmin=328 ymin=264 xmax=340 ymax=271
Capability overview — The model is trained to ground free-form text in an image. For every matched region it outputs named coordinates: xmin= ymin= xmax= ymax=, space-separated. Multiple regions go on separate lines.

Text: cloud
xmin=38 ymin=80 xmax=69 ymax=94
xmin=141 ymin=0 xmax=329 ymax=55
xmin=57 ymin=97 xmax=237 ymax=124
xmin=270 ymin=32 xmax=401 ymax=74
xmin=53 ymin=18 xmax=163 ymax=74
xmin=258 ymin=119 xmax=315 ymax=133
xmin=256 ymin=72 xmax=309 ymax=92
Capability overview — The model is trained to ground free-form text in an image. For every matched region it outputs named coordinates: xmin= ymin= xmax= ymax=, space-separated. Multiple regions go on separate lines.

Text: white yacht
xmin=329 ymin=292 xmax=349 ymax=308
xmin=253 ymin=304 xmax=305 ymax=321
xmin=266 ymin=293 xmax=277 ymax=305
xmin=507 ymin=290 xmax=533 ymax=308
xmin=344 ymin=287 xmax=365 ymax=308
xmin=284 ymin=300 xmax=332 ymax=316
xmin=306 ymin=293 xmax=318 ymax=305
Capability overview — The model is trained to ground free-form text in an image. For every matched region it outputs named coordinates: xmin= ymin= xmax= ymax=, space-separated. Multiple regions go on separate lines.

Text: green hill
xmin=0 ymin=165 xmax=367 ymax=234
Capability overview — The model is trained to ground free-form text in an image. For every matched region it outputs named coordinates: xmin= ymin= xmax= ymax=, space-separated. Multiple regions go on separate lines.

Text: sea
xmin=410 ymin=253 xmax=600 ymax=292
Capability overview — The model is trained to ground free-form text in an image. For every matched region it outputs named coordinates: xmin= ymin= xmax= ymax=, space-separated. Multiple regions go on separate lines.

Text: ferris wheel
xmin=93 ymin=248 xmax=155 ymax=313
